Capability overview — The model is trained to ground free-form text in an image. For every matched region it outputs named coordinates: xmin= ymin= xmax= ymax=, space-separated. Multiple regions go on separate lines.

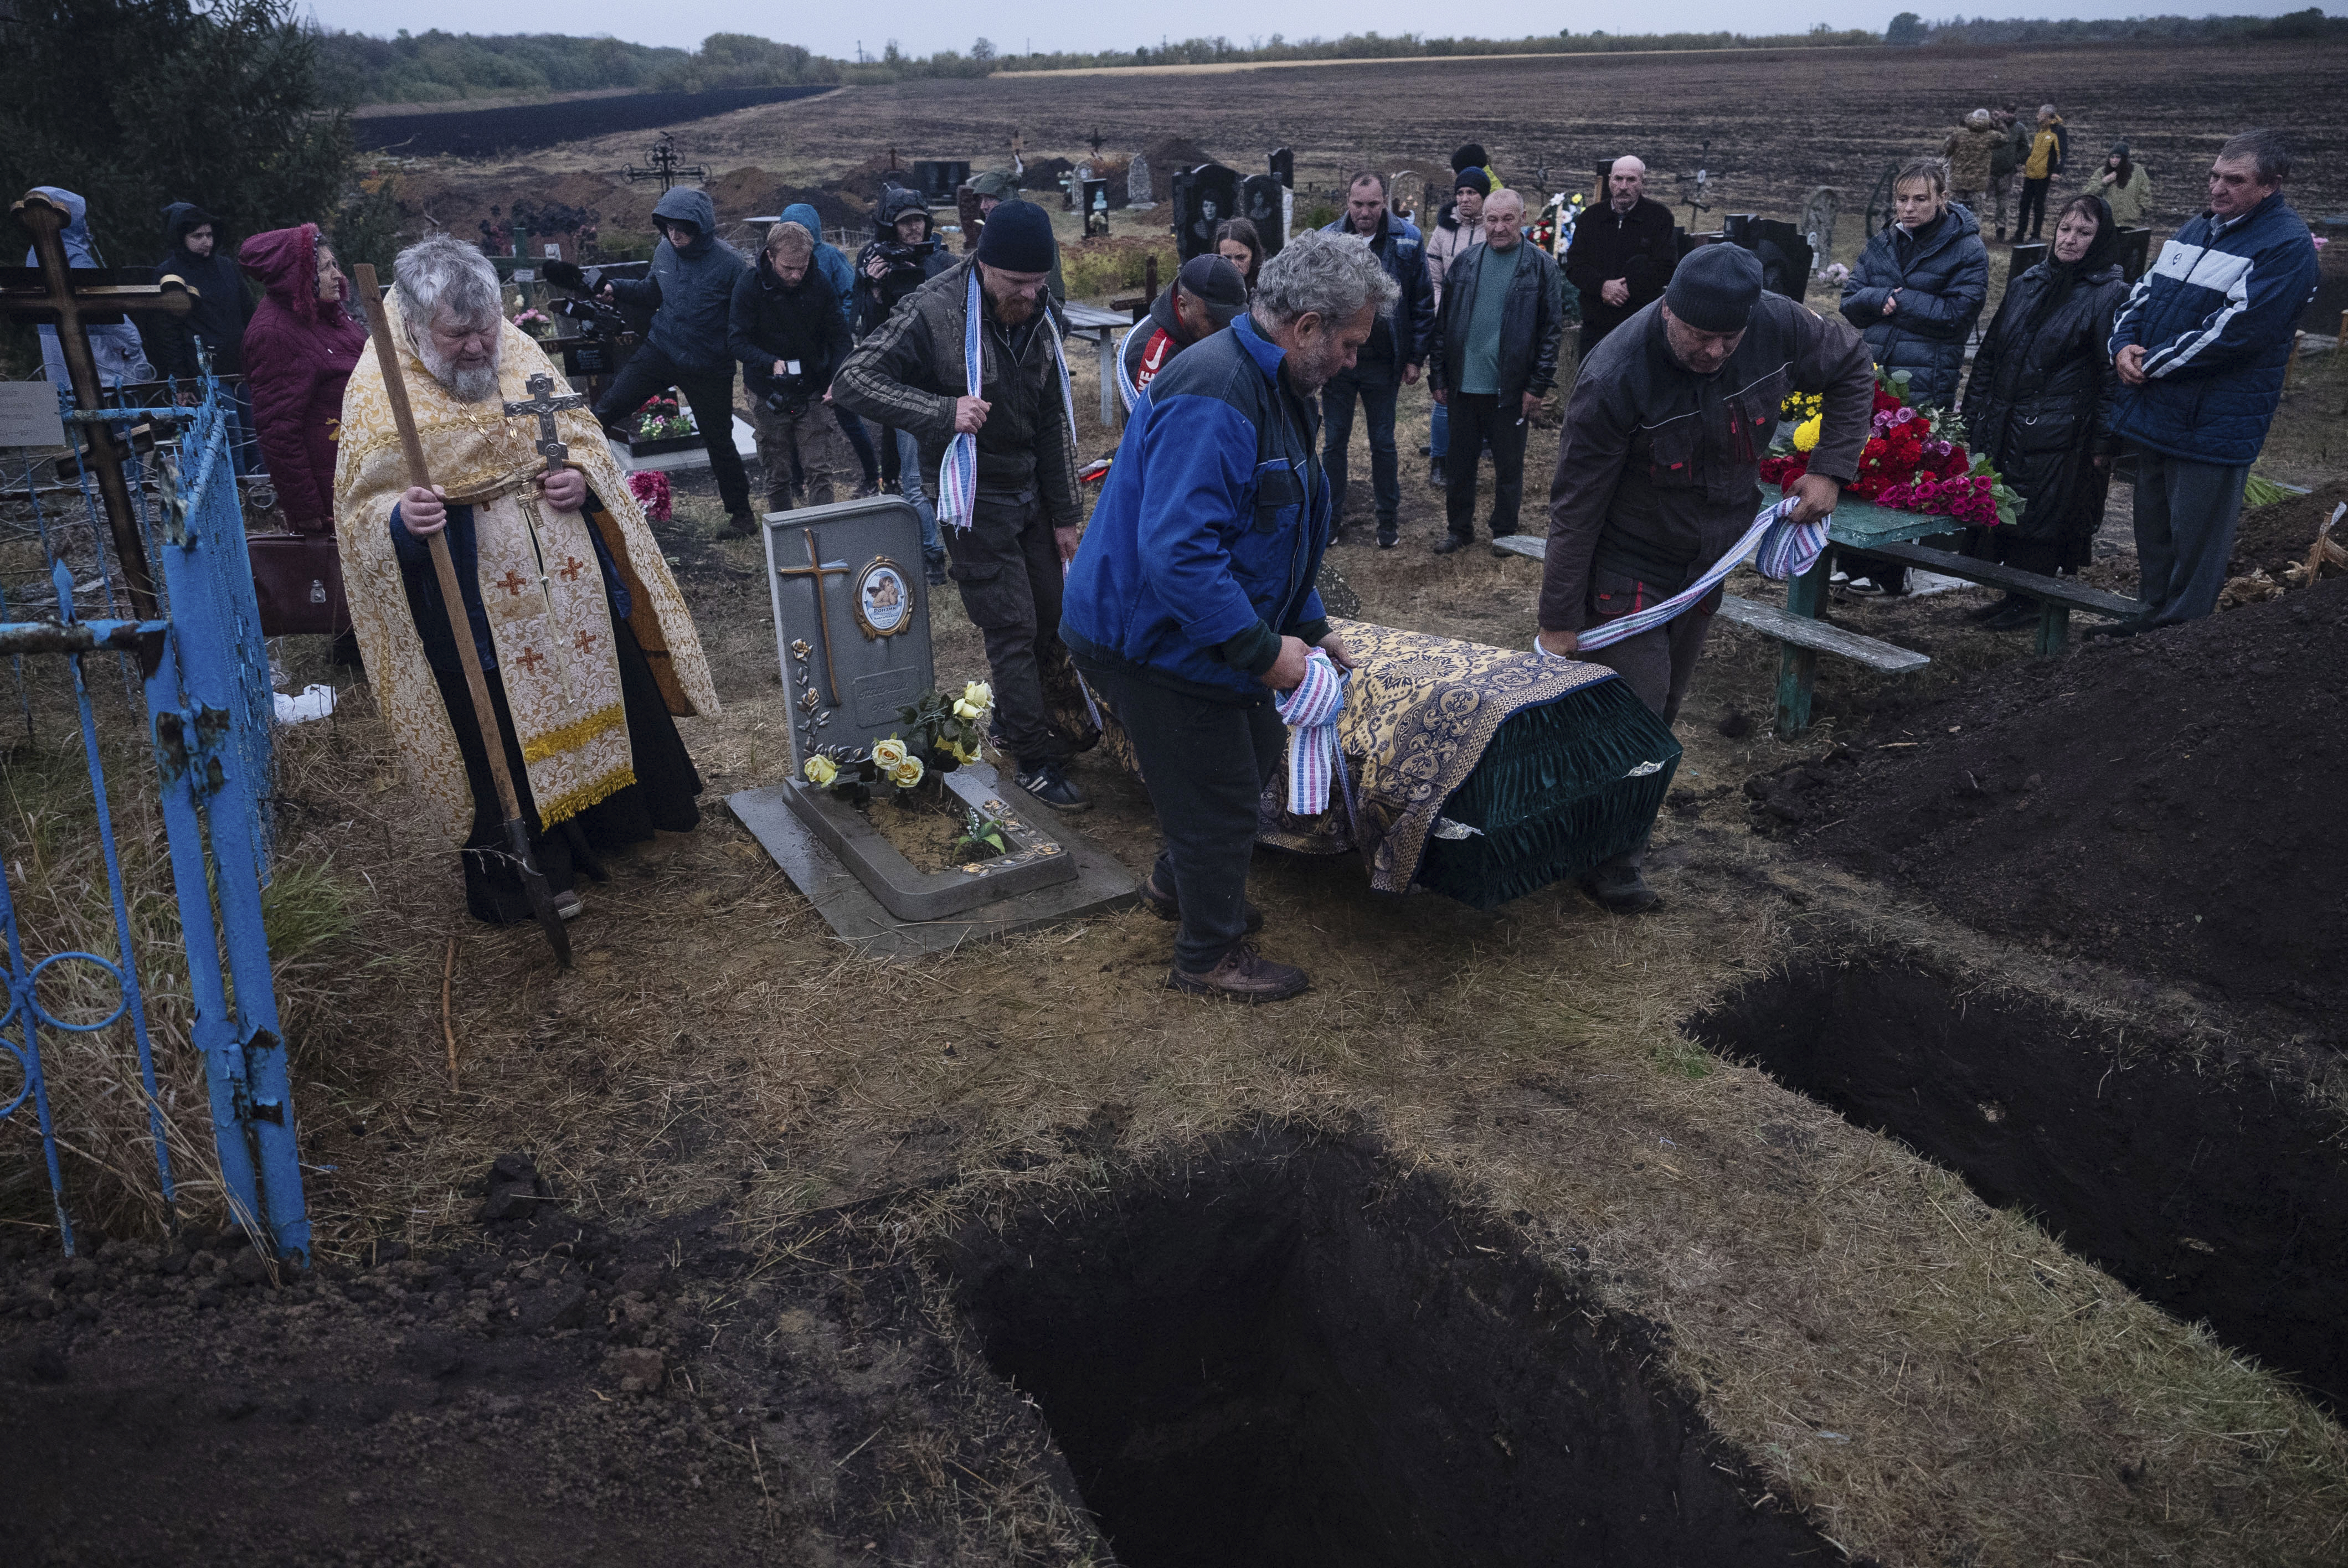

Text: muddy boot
xmin=1139 ymin=870 xmax=1262 ymax=933
xmin=725 ymin=510 xmax=761 ymax=538
xmin=1167 ymin=942 xmax=1308 ymax=1003
xmin=1579 ymin=862 xmax=1660 ymax=915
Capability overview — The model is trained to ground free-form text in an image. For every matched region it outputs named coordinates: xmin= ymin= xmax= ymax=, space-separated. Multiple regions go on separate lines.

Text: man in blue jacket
xmin=594 ymin=187 xmax=755 ymax=534
xmin=1064 ymin=231 xmax=1395 ymax=1003
xmin=1320 ymin=173 xmax=1433 ymax=548
xmin=2105 ymin=128 xmax=2318 ymax=632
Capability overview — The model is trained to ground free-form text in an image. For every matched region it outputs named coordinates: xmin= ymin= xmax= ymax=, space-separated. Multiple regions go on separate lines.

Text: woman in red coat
xmin=238 ymin=224 xmax=365 ymax=528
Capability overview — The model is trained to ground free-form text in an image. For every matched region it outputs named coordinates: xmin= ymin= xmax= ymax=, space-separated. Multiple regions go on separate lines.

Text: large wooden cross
xmin=771 ymin=527 xmax=851 ymax=707
xmin=1 ymin=189 xmax=195 ymax=618
xmin=501 ymin=372 xmax=586 ymax=474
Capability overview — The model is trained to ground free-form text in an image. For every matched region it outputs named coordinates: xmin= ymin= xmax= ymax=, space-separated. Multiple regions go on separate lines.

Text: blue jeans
xmin=895 ymin=427 xmax=943 ymax=560
xmin=1430 ymin=398 xmax=1448 ymax=461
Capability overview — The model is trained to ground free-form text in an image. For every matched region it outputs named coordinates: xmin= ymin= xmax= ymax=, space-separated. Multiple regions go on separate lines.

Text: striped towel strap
xmin=1113 ymin=324 xmax=1142 ymax=412
xmin=1276 ymin=650 xmax=1356 ymax=831
xmin=936 ymin=271 xmax=1081 ymax=535
xmin=1553 ymin=498 xmax=1829 ymax=657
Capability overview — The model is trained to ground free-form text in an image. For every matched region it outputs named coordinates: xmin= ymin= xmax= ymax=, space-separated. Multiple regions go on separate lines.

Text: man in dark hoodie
xmin=595 ymin=187 xmax=754 ymax=534
xmin=729 ymin=220 xmax=854 ymax=513
xmin=150 ymin=202 xmax=254 ymax=382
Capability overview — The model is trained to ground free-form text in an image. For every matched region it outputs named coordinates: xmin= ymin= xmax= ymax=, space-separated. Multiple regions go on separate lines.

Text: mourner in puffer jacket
xmin=1839 ymin=161 xmax=1988 ymax=409
xmin=238 ymin=222 xmax=366 ymax=529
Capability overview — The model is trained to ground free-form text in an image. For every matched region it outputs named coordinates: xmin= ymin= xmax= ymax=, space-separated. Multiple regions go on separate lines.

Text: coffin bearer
xmin=1538 ymin=244 xmax=1873 ymax=912
xmin=1564 ymin=156 xmax=1678 ymax=357
xmin=1063 ymin=231 xmax=1392 ymax=1003
xmin=833 ymin=200 xmax=1094 ymax=811
xmin=336 ymin=234 xmax=719 ymax=924
xmin=729 ymin=219 xmax=854 ymax=512
xmin=1118 ymin=252 xmax=1250 ymax=410
xmin=591 ymin=187 xmax=755 ymax=535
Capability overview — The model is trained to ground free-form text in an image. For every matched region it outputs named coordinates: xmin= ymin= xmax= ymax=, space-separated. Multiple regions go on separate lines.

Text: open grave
xmin=938 ymin=1127 xmax=1837 ymax=1567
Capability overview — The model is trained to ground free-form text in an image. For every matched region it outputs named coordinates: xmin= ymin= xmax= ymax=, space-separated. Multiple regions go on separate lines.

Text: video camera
xmin=540 ymin=260 xmax=635 ymax=337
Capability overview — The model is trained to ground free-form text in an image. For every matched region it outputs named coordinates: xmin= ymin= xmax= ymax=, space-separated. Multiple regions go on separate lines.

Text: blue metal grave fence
xmin=0 ymin=376 xmax=306 ymax=1262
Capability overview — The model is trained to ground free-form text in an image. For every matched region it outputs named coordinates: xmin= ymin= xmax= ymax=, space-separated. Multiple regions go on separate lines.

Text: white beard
xmin=419 ymin=332 xmax=502 ymax=404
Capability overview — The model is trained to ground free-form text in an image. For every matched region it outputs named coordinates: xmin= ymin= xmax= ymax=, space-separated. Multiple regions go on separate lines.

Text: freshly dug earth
xmin=0 ymin=1159 xmax=1093 ymax=1566
xmin=1752 ymin=577 xmax=2348 ymax=1035
xmin=2232 ymin=478 xmax=2348 ymax=579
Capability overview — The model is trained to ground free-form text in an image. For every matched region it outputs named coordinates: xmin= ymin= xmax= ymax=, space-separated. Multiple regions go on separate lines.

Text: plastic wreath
xmin=1758 ymin=370 xmax=2019 ymax=527
xmin=633 ymin=391 xmax=698 ymax=441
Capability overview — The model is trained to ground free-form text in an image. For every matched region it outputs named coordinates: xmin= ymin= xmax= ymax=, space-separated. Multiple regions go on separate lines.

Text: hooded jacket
xmin=780 ymin=202 xmax=857 ymax=329
xmin=1063 ymin=315 xmax=1331 ymax=699
xmin=1839 ymin=203 xmax=1989 ymax=408
xmin=1427 ymin=239 xmax=1567 ymax=405
xmin=26 ymin=187 xmax=153 ymax=389
xmin=832 ymin=256 xmax=1077 ymax=528
xmin=2107 ymin=190 xmax=2319 ymax=465
xmin=1563 ymin=197 xmax=1678 ymax=343
xmin=148 ymin=201 xmax=254 ymax=379
xmin=853 ymin=187 xmax=952 ymax=333
xmin=1118 ymin=283 xmax=1204 ymax=410
xmin=2087 ymin=161 xmax=2153 ymax=228
xmin=728 ymin=247 xmax=852 ymax=403
xmin=605 ymin=187 xmax=747 ymax=378
xmin=1317 ymin=209 xmax=1433 ymax=365
xmin=238 ymin=223 xmax=367 ymax=528
xmin=1424 ymin=203 xmax=1486 ymax=305
xmin=1963 ymin=231 xmax=2129 ymax=548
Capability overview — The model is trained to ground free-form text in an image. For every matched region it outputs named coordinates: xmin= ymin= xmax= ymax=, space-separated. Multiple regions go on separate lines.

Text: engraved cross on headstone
xmin=501 ymin=372 xmax=586 ymax=473
xmin=771 ymin=527 xmax=853 ymax=707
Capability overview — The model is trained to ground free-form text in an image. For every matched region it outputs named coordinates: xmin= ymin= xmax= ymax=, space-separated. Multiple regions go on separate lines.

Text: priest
xmin=334 ymin=233 xmax=720 ymax=924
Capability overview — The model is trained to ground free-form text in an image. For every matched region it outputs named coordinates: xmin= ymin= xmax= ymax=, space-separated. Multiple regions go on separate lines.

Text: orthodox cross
xmin=771 ymin=527 xmax=851 ymax=707
xmin=501 ymin=372 xmax=587 ymax=474
xmin=0 ymin=189 xmax=196 ymax=619
xmin=624 ymin=135 xmax=706 ymax=193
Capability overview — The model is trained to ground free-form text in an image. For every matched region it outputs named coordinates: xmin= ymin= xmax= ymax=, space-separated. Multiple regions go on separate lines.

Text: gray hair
xmin=2218 ymin=127 xmax=2292 ymax=185
xmin=1250 ymin=230 xmax=1399 ymax=329
xmin=394 ymin=232 xmax=502 ymax=332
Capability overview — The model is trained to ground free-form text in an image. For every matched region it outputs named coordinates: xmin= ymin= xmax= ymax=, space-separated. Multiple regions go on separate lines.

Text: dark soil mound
xmin=1750 ymin=577 xmax=2348 ymax=1033
xmin=2232 ymin=478 xmax=2348 ymax=578
xmin=1020 ymin=156 xmax=1075 ymax=193
xmin=1139 ymin=137 xmax=1214 ymax=200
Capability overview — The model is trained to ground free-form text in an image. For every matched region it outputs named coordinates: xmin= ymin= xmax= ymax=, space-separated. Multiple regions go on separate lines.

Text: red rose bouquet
xmin=1758 ymin=371 xmax=2018 ymax=527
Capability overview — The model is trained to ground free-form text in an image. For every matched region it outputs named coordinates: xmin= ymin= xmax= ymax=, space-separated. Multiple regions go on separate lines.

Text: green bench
xmin=1858 ymin=539 xmax=2145 ymax=656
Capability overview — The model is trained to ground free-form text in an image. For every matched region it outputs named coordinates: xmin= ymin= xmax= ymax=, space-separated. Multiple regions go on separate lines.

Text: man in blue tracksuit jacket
xmin=2105 ymin=129 xmax=2318 ymax=631
xmin=1064 ymin=231 xmax=1396 ymax=1003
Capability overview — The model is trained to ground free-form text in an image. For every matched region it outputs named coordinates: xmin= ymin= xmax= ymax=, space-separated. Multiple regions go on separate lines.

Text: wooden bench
xmin=1860 ymin=539 xmax=2144 ymax=656
xmin=1491 ymin=534 xmax=1930 ymax=737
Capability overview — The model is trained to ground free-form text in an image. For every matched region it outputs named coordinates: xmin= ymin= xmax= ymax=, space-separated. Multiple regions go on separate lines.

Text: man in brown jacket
xmin=1537 ymin=244 xmax=1873 ymax=912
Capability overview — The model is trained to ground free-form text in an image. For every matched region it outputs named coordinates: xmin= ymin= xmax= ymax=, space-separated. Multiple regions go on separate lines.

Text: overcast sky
xmin=297 ymin=1 xmax=2319 ymax=61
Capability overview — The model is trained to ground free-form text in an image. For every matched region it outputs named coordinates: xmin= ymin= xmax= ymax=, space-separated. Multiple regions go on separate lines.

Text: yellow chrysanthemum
xmin=1794 ymin=415 xmax=1822 ymax=452
xmin=802 ymin=755 xmax=837 ymax=786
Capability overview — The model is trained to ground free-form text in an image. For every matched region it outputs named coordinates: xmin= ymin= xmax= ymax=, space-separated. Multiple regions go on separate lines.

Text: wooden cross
xmin=1 ymin=189 xmax=196 ymax=618
xmin=501 ymin=372 xmax=587 ymax=475
xmin=771 ymin=527 xmax=852 ymax=708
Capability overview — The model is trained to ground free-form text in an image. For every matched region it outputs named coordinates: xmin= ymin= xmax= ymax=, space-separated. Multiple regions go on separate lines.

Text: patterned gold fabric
xmin=333 ymin=305 xmax=718 ymax=847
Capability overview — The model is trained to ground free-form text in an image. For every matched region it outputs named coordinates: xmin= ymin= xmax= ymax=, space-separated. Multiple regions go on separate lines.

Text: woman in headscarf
xmin=237 ymin=223 xmax=366 ymax=532
xmin=1959 ymin=194 xmax=2129 ymax=630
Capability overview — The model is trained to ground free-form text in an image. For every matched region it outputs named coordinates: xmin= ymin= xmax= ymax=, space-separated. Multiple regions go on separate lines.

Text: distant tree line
xmin=1896 ymin=7 xmax=2342 ymax=46
xmin=315 ymin=28 xmax=838 ymax=105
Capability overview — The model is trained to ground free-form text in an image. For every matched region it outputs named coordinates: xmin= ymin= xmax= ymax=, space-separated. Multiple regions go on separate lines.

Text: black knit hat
xmin=1455 ymin=167 xmax=1492 ymax=197
xmin=1665 ymin=243 xmax=1765 ymax=333
xmin=1451 ymin=144 xmax=1489 ymax=173
xmin=2109 ymin=140 xmax=2130 ymax=159
xmin=975 ymin=199 xmax=1056 ymax=273
xmin=1177 ymin=254 xmax=1249 ymax=323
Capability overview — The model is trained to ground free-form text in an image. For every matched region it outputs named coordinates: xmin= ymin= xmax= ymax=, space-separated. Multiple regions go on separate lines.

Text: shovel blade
xmin=504 ymin=815 xmax=573 ymax=968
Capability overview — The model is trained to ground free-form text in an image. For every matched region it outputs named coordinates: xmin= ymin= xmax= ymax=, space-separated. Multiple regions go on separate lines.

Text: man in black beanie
xmin=835 ymin=199 xmax=1096 ymax=810
xmin=1535 ymin=241 xmax=1874 ymax=912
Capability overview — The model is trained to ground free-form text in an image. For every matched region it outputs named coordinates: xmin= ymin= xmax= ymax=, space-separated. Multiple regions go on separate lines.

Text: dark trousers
xmin=594 ymin=344 xmax=750 ymax=517
xmin=1321 ymin=359 xmax=1401 ymax=532
xmin=1444 ymin=392 xmax=1531 ymax=540
xmin=946 ymin=495 xmax=1071 ymax=771
xmin=2131 ymin=443 xmax=2249 ymax=627
xmin=831 ymin=405 xmax=880 ymax=487
xmin=1077 ymin=658 xmax=1284 ymax=972
xmin=2017 ymin=177 xmax=2052 ymax=239
xmin=1585 ymin=599 xmax=1718 ymax=876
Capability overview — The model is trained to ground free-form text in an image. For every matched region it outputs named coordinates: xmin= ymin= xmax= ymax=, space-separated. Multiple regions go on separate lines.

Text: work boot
xmin=1429 ymin=457 xmax=1448 ymax=488
xmin=1139 ymin=870 xmax=1263 ymax=934
xmin=1431 ymin=535 xmax=1470 ymax=556
xmin=924 ymin=548 xmax=949 ymax=585
xmin=725 ymin=510 xmax=760 ymax=538
xmin=1016 ymin=762 xmax=1089 ymax=812
xmin=1167 ymin=942 xmax=1309 ymax=1003
xmin=1579 ymin=864 xmax=1660 ymax=915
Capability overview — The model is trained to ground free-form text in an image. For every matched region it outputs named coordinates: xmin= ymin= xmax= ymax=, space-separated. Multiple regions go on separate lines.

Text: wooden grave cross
xmin=0 ymin=188 xmax=197 ymax=618
xmin=772 ymin=526 xmax=853 ymax=707
xmin=501 ymin=372 xmax=586 ymax=474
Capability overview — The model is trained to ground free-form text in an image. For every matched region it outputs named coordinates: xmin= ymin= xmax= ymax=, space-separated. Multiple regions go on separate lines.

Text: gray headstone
xmin=1127 ymin=154 xmax=1153 ymax=208
xmin=762 ymin=497 xmax=933 ymax=772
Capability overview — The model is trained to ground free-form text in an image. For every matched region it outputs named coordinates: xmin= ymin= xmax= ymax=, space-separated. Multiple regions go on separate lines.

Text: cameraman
xmin=593 ymin=187 xmax=754 ymax=535
xmin=730 ymin=220 xmax=854 ymax=514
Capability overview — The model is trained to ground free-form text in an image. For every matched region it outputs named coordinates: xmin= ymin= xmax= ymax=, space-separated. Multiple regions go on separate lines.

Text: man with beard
xmin=335 ymin=234 xmax=719 ymax=925
xmin=1116 ymin=252 xmax=1250 ymax=411
xmin=834 ymin=201 xmax=1093 ymax=811
xmin=1062 ymin=231 xmax=1392 ymax=1002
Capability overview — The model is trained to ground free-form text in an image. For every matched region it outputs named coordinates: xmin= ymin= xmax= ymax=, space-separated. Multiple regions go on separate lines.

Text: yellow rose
xmin=802 ymin=755 xmax=838 ymax=786
xmin=952 ymin=740 xmax=977 ymax=764
xmin=1794 ymin=414 xmax=1822 ymax=453
xmin=952 ymin=699 xmax=980 ymax=721
xmin=872 ymin=737 xmax=908 ymax=769
xmin=962 ymin=681 xmax=992 ymax=710
xmin=889 ymin=757 xmax=925 ymax=789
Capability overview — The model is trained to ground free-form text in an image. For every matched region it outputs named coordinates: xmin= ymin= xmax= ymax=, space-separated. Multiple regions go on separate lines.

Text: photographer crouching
xmin=592 ymin=188 xmax=755 ymax=535
xmin=729 ymin=220 xmax=854 ymax=513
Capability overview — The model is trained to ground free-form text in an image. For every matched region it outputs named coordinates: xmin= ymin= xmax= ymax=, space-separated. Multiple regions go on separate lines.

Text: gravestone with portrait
xmin=1239 ymin=173 xmax=1289 ymax=259
xmin=727 ymin=497 xmax=1134 ymax=952
xmin=1171 ymin=163 xmax=1240 ymax=262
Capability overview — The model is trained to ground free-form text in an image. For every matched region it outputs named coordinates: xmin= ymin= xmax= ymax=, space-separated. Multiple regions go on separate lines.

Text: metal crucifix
xmin=0 ymin=189 xmax=195 ymax=618
xmin=772 ymin=527 xmax=852 ymax=707
xmin=501 ymin=372 xmax=587 ymax=474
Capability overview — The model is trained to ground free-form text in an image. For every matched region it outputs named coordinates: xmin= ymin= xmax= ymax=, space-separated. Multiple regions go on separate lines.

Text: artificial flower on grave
xmin=954 ymin=806 xmax=1013 ymax=864
xmin=897 ymin=679 xmax=995 ymax=776
xmin=799 ymin=678 xmax=999 ymax=809
xmin=889 ymin=756 xmax=925 ymax=790
xmin=626 ymin=469 xmax=673 ymax=522
xmin=1757 ymin=370 xmax=2019 ymax=527
xmin=633 ymin=390 xmax=698 ymax=442
xmin=511 ymin=307 xmax=552 ymax=338
xmin=873 ymin=737 xmax=909 ymax=770
xmin=802 ymin=755 xmax=838 ymax=786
